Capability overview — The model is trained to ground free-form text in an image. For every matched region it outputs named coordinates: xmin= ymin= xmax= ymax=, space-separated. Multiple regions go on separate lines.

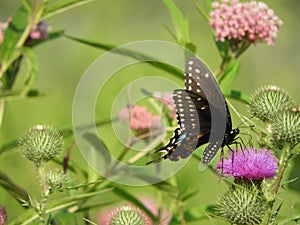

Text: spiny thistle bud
xmin=18 ymin=125 xmax=63 ymax=168
xmin=0 ymin=206 xmax=7 ymax=225
xmin=249 ymin=85 xmax=296 ymax=122
xmin=46 ymin=169 xmax=66 ymax=191
xmin=216 ymin=186 xmax=268 ymax=225
xmin=271 ymin=108 xmax=300 ymax=147
xmin=108 ymin=205 xmax=149 ymax=225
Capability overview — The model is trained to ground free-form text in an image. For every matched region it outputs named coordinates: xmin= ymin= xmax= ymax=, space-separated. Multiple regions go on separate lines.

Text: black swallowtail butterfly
xmin=149 ymin=58 xmax=239 ymax=165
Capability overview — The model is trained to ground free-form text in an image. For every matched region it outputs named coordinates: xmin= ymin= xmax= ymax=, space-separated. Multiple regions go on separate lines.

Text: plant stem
xmin=38 ymin=165 xmax=49 ymax=225
xmin=215 ymin=42 xmax=231 ymax=79
xmin=264 ymin=144 xmax=291 ymax=225
xmin=16 ymin=0 xmax=43 ymax=48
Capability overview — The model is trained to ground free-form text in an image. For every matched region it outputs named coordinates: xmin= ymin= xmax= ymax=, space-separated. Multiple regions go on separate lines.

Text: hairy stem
xmin=264 ymin=144 xmax=291 ymax=225
xmin=37 ymin=165 xmax=49 ymax=225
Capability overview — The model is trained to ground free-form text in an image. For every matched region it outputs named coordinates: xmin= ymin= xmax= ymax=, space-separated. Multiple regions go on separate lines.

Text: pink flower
xmin=215 ymin=148 xmax=278 ymax=180
xmin=210 ymin=0 xmax=283 ymax=45
xmin=129 ymin=105 xmax=153 ymax=132
xmin=118 ymin=105 xmax=162 ymax=134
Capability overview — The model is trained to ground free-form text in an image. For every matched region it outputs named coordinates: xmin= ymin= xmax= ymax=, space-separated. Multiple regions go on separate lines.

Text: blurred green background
xmin=0 ymin=0 xmax=299 ymax=224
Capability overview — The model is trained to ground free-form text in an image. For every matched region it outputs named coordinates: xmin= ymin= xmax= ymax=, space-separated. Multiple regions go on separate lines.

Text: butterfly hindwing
xmin=168 ymin=90 xmax=201 ymax=160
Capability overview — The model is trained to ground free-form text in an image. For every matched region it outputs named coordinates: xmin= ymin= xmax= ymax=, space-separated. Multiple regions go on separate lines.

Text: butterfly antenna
xmin=226 ymin=100 xmax=255 ymax=128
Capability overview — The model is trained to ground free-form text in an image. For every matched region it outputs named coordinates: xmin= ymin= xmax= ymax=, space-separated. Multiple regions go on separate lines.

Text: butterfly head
xmin=231 ymin=128 xmax=240 ymax=136
xmin=222 ymin=128 xmax=240 ymax=147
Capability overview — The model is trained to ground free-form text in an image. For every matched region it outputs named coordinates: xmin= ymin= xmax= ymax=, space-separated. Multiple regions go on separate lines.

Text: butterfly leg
xmin=226 ymin=144 xmax=235 ymax=171
xmin=219 ymin=147 xmax=225 ymax=175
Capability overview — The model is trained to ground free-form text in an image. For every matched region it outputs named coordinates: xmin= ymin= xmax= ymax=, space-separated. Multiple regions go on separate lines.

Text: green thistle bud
xmin=18 ymin=125 xmax=63 ymax=168
xmin=216 ymin=186 xmax=268 ymax=225
xmin=0 ymin=206 xmax=7 ymax=225
xmin=46 ymin=169 xmax=66 ymax=191
xmin=271 ymin=108 xmax=300 ymax=147
xmin=109 ymin=205 xmax=149 ymax=225
xmin=249 ymin=85 xmax=296 ymax=122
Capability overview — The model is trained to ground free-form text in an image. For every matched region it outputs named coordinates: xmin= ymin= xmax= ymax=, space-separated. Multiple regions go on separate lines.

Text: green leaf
xmin=181 ymin=189 xmax=199 ymax=202
xmin=215 ymin=39 xmax=229 ymax=59
xmin=20 ymin=48 xmax=38 ymax=95
xmin=19 ymin=0 xmax=32 ymax=12
xmin=10 ymin=188 xmax=113 ymax=225
xmin=0 ymin=170 xmax=30 ymax=203
xmin=81 ymin=132 xmax=111 ymax=169
xmin=287 ymin=155 xmax=300 ymax=193
xmin=278 ymin=215 xmax=300 ymax=225
xmin=185 ymin=42 xmax=197 ymax=55
xmin=4 ymin=55 xmax=23 ymax=89
xmin=153 ymin=181 xmax=179 ymax=198
xmin=204 ymin=0 xmax=214 ymax=12
xmin=1 ymin=7 xmax=28 ymax=61
xmin=49 ymin=211 xmax=76 ymax=225
xmin=223 ymin=89 xmax=250 ymax=104
xmin=163 ymin=0 xmax=185 ymax=39
xmin=0 ymin=101 xmax=4 ymax=128
xmin=76 ymin=200 xmax=118 ymax=212
xmin=195 ymin=3 xmax=210 ymax=21
xmin=169 ymin=205 xmax=219 ymax=224
xmin=25 ymin=30 xmax=64 ymax=48
xmin=164 ymin=0 xmax=189 ymax=43
xmin=8 ymin=201 xmax=77 ymax=225
xmin=65 ymin=35 xmax=184 ymax=80
xmin=218 ymin=59 xmax=240 ymax=90
xmin=0 ymin=89 xmax=47 ymax=101
xmin=43 ymin=0 xmax=96 ymax=19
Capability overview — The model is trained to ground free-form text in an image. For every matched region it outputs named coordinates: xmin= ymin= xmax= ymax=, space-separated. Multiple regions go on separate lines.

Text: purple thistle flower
xmin=216 ymin=148 xmax=278 ymax=180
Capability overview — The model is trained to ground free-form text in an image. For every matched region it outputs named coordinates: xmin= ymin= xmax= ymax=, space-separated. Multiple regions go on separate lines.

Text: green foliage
xmin=0 ymin=0 xmax=299 ymax=225
xmin=163 ymin=0 xmax=196 ymax=53
xmin=1 ymin=7 xmax=28 ymax=61
xmin=218 ymin=58 xmax=240 ymax=90
xmin=42 ymin=0 xmax=97 ymax=19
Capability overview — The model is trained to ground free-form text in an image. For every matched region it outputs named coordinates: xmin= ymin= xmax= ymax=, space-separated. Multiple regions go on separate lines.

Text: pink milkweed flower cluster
xmin=216 ymin=148 xmax=278 ymax=180
xmin=118 ymin=105 xmax=162 ymax=134
xmin=210 ymin=0 xmax=283 ymax=45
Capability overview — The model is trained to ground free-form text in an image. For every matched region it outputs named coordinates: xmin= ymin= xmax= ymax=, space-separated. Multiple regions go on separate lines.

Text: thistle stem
xmin=37 ymin=165 xmax=49 ymax=225
xmin=264 ymin=144 xmax=291 ymax=225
